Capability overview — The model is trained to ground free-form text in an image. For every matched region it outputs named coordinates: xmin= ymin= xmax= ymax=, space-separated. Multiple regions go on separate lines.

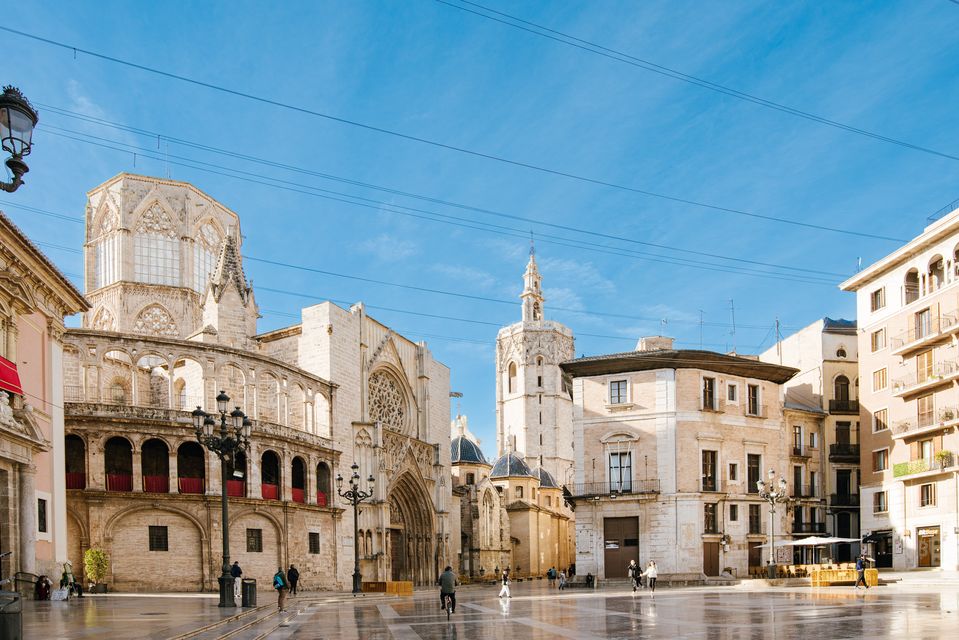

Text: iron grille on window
xmin=704 ymin=503 xmax=718 ymax=533
xmin=747 ymin=454 xmax=761 ymax=494
xmin=309 ymin=532 xmax=320 ymax=554
xmin=149 ymin=525 xmax=168 ymax=552
xmin=247 ymin=528 xmax=263 ymax=553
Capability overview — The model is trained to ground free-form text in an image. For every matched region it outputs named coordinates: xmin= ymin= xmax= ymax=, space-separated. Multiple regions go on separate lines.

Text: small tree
xmin=84 ymin=547 xmax=110 ymax=585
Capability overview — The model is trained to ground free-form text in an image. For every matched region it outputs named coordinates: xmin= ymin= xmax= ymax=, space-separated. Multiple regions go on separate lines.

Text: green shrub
xmin=84 ymin=547 xmax=109 ymax=584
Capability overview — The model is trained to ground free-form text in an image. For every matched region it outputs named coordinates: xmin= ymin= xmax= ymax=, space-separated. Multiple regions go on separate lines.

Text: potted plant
xmin=84 ymin=547 xmax=110 ymax=593
xmin=942 ymin=409 xmax=955 ymax=422
xmin=935 ymin=450 xmax=952 ymax=470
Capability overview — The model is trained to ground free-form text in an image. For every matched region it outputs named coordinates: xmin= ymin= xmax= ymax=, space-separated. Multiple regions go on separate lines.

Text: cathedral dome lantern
xmin=451 ymin=434 xmax=490 ymax=466
xmin=521 ymin=249 xmax=544 ymax=323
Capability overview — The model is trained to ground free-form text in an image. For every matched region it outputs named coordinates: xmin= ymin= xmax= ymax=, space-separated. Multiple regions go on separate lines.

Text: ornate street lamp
xmin=756 ymin=469 xmax=790 ymax=579
xmin=337 ymin=462 xmax=375 ymax=595
xmin=193 ymin=391 xmax=252 ymax=607
xmin=0 ymin=86 xmax=39 ymax=193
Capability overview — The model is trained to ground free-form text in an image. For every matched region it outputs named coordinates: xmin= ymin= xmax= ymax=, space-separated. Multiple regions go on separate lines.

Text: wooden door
xmin=703 ymin=542 xmax=720 ymax=576
xmin=603 ymin=517 xmax=638 ymax=578
xmin=390 ymin=530 xmax=406 ymax=581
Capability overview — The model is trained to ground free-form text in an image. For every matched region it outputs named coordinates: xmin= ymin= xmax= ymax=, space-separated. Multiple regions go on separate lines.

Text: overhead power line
xmin=36 ymin=105 xmax=854 ymax=277
xmin=1 ymin=25 xmax=903 ymax=241
xmin=435 ymin=0 xmax=959 ymax=165
xmin=33 ymin=126 xmax=840 ymax=285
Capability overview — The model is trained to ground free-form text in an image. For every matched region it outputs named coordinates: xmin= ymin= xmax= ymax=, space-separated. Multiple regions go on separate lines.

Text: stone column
xmin=19 ymin=463 xmax=37 ymax=574
xmin=132 ymin=447 xmax=143 ymax=493
xmin=169 ymin=446 xmax=179 ymax=495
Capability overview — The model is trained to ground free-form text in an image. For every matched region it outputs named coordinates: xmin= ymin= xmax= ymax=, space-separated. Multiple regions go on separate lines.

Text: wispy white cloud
xmin=355 ymin=233 xmax=418 ymax=261
xmin=431 ymin=264 xmax=498 ymax=291
xmin=540 ymin=257 xmax=616 ymax=296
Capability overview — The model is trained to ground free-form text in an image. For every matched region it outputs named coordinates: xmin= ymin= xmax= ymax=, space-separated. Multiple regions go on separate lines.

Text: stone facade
xmin=0 ymin=211 xmax=89 ymax=587
xmin=562 ymin=341 xmax=799 ymax=580
xmin=64 ymin=174 xmax=452 ymax=592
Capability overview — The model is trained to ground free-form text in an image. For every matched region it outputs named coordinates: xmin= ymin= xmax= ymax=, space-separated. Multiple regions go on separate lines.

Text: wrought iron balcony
xmin=829 ymin=493 xmax=860 ymax=507
xmin=569 ymin=480 xmax=661 ymax=499
xmin=791 ymin=484 xmax=819 ymax=499
xmin=791 ymin=522 xmax=826 ymax=534
xmin=829 ymin=443 xmax=860 ymax=462
xmin=889 ymin=312 xmax=959 ymax=355
xmin=791 ymin=446 xmax=811 ymax=459
xmin=828 ymin=399 xmax=859 ymax=414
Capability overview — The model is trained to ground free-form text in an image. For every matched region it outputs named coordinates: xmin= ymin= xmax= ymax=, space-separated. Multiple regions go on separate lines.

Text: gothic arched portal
xmin=387 ymin=471 xmax=435 ymax=586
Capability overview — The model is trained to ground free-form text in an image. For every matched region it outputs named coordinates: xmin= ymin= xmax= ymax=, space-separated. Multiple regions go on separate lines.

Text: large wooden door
xmin=603 ymin=517 xmax=638 ymax=578
xmin=390 ymin=529 xmax=406 ymax=581
xmin=703 ymin=542 xmax=720 ymax=576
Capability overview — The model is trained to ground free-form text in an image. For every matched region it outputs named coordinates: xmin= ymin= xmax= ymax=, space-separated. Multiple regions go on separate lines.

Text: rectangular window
xmin=727 ymin=383 xmax=738 ymax=403
xmin=748 ymin=504 xmax=761 ymax=534
xmin=920 ymin=483 xmax=936 ymax=507
xmin=919 ymin=438 xmax=933 ymax=462
xmin=308 ymin=532 xmax=320 ymax=554
xmin=546 ymin=495 xmax=552 ymax=507
xmin=37 ymin=498 xmax=47 ymax=533
xmin=873 ymin=449 xmax=888 ymax=472
xmin=873 ymin=491 xmax=887 ymax=513
xmin=702 ymin=450 xmax=717 ymax=491
xmin=872 ymin=368 xmax=887 ymax=392
xmin=793 ymin=425 xmax=802 ymax=452
xmin=537 ymin=375 xmax=543 ymax=388
xmin=148 ymin=525 xmax=168 ymax=552
xmin=809 ymin=431 xmax=818 ymax=449
xmin=246 ymin=528 xmax=263 ymax=553
xmin=702 ymin=377 xmax=716 ymax=410
xmin=609 ymin=380 xmax=628 ymax=405
xmin=871 ymin=328 xmax=886 ymax=352
xmin=810 ymin=471 xmax=818 ymax=497
xmin=917 ymin=350 xmax=933 ymax=383
xmin=729 ymin=504 xmax=739 ymax=522
xmin=704 ymin=503 xmax=718 ymax=533
xmin=609 ymin=452 xmax=632 ymax=492
xmin=516 ymin=486 xmax=524 ymax=499
xmin=747 ymin=384 xmax=760 ymax=416
xmin=918 ymin=394 xmax=935 ymax=427
xmin=870 ymin=287 xmax=885 ymax=312
xmin=747 ymin=454 xmax=761 ymax=494
xmin=134 ymin=233 xmax=180 ymax=286
xmin=915 ymin=308 xmax=931 ymax=339
xmin=728 ymin=463 xmax=738 ymax=482
xmin=874 ymin=409 xmax=888 ymax=432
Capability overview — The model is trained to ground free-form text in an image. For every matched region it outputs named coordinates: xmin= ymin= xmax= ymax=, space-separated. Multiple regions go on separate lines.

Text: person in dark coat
xmin=855 ymin=555 xmax=869 ymax=589
xmin=287 ymin=564 xmax=300 ymax=595
xmin=231 ymin=561 xmax=243 ymax=600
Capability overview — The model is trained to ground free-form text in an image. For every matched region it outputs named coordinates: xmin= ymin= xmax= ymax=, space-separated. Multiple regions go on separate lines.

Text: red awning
xmin=0 ymin=356 xmax=23 ymax=396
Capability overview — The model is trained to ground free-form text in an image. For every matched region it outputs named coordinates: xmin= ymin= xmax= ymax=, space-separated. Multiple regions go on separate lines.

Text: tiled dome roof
xmin=532 ymin=467 xmax=558 ymax=488
xmin=490 ymin=452 xmax=535 ymax=479
xmin=451 ymin=435 xmax=489 ymax=465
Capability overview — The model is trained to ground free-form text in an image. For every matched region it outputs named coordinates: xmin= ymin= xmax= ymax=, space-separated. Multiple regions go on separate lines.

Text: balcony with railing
xmin=790 ymin=446 xmax=812 ymax=459
xmin=829 ymin=443 xmax=860 ymax=462
xmin=569 ymin=480 xmax=661 ymax=499
xmin=893 ymin=406 xmax=959 ymax=440
xmin=106 ymin=473 xmax=132 ymax=492
xmin=893 ymin=452 xmax=955 ymax=478
xmin=890 ymin=312 xmax=959 ymax=356
xmin=892 ymin=361 xmax=959 ymax=397
xmin=65 ymin=472 xmax=86 ymax=490
xmin=828 ymin=399 xmax=860 ymax=414
xmin=829 ymin=493 xmax=861 ymax=507
xmin=791 ymin=484 xmax=819 ymax=499
xmin=143 ymin=475 xmax=169 ymax=493
xmin=791 ymin=522 xmax=826 ymax=534
xmin=178 ymin=477 xmax=205 ymax=494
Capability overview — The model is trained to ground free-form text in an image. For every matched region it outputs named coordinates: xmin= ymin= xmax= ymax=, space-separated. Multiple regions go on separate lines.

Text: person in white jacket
xmin=498 ymin=569 xmax=511 ymax=598
xmin=641 ymin=561 xmax=658 ymax=594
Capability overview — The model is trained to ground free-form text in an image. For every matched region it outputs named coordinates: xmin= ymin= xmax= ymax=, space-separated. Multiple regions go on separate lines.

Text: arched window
xmin=93 ymin=208 xmax=120 ymax=289
xmin=483 ymin=491 xmax=495 ymax=548
xmin=836 ymin=347 xmax=847 ymax=359
xmin=261 ymin=450 xmax=281 ymax=500
xmin=316 ymin=462 xmax=331 ymax=505
xmin=291 ymin=457 xmax=306 ymax=503
xmin=65 ymin=435 xmax=86 ymax=490
xmin=193 ymin=221 xmax=222 ymax=293
xmin=177 ymin=442 xmax=206 ymax=494
xmin=532 ymin=302 xmax=541 ymax=321
xmin=507 ymin=362 xmax=517 ymax=394
xmin=905 ymin=268 xmax=920 ymax=304
xmin=834 ymin=375 xmax=850 ymax=402
xmin=104 ymin=437 xmax=133 ymax=492
xmin=928 ymin=255 xmax=945 ymax=293
xmin=134 ymin=203 xmax=180 ymax=286
xmin=141 ymin=438 xmax=170 ymax=493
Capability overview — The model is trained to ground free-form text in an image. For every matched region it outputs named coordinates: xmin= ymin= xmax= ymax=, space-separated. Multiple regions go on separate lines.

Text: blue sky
xmin=3 ymin=1 xmax=959 ymax=459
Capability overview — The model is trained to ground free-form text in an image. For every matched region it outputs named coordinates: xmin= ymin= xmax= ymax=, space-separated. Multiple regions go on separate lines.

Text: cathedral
xmin=62 ymin=173 xmax=452 ymax=591
xmin=451 ymin=251 xmax=575 ymax=578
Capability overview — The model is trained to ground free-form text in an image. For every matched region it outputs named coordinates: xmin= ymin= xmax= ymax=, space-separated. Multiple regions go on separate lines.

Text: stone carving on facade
xmin=92 ymin=307 xmax=117 ymax=332
xmin=133 ymin=305 xmax=179 ymax=337
xmin=135 ymin=202 xmax=177 ymax=238
xmin=366 ymin=331 xmax=394 ymax=370
xmin=383 ymin=430 xmax=435 ymax=481
xmin=368 ymin=370 xmax=407 ymax=435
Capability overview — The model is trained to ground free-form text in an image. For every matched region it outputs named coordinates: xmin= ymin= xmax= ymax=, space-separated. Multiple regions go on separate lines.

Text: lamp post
xmin=192 ymin=391 xmax=251 ymax=607
xmin=0 ymin=86 xmax=39 ymax=193
xmin=756 ymin=469 xmax=790 ymax=579
xmin=337 ymin=462 xmax=375 ymax=595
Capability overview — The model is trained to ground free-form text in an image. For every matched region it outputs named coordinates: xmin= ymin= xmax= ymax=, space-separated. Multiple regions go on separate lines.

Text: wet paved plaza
xmin=19 ymin=576 xmax=959 ymax=639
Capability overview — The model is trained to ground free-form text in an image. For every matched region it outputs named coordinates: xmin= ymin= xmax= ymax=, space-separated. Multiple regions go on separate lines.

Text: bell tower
xmin=495 ymin=249 xmax=575 ymax=486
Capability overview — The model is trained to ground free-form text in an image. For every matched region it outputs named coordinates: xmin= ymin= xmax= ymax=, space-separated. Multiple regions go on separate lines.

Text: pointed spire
xmin=520 ymin=243 xmax=544 ymax=322
xmin=208 ymin=235 xmax=252 ymax=304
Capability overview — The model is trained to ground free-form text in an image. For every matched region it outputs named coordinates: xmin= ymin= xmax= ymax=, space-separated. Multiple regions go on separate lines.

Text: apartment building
xmin=760 ymin=318 xmax=862 ymax=563
xmin=841 ymin=204 xmax=959 ymax=570
xmin=561 ymin=337 xmax=798 ymax=579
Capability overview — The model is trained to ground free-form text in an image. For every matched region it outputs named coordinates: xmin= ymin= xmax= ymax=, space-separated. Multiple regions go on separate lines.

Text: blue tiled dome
xmin=451 ymin=436 xmax=489 ymax=465
xmin=490 ymin=452 xmax=535 ymax=479
xmin=532 ymin=467 xmax=558 ymax=489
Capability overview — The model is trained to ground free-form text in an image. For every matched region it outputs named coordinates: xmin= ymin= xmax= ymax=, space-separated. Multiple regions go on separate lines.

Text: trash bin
xmin=241 ymin=578 xmax=257 ymax=607
xmin=767 ymin=564 xmax=777 ymax=580
xmin=0 ymin=590 xmax=23 ymax=640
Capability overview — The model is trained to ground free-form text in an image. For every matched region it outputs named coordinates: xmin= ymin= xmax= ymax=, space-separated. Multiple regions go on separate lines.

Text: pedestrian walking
xmin=642 ymin=561 xmax=658 ymax=594
xmin=855 ymin=554 xmax=869 ymax=589
xmin=627 ymin=559 xmax=641 ymax=592
xmin=287 ymin=564 xmax=300 ymax=596
xmin=558 ymin=571 xmax=567 ymax=590
xmin=273 ymin=567 xmax=288 ymax=611
xmin=547 ymin=566 xmax=556 ymax=587
xmin=231 ymin=561 xmax=243 ymax=600
xmin=498 ymin=568 xmax=511 ymax=598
